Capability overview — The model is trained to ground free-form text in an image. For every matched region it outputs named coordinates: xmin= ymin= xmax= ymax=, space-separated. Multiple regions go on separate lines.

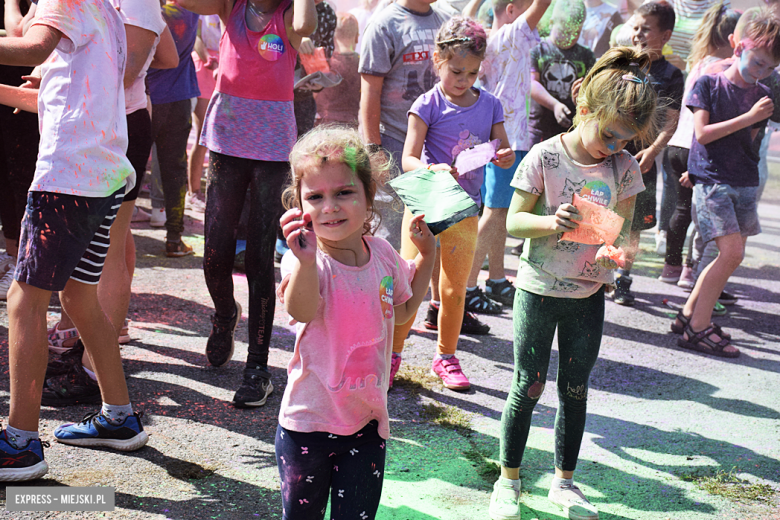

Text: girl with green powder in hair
xmin=490 ymin=47 xmax=660 ymax=520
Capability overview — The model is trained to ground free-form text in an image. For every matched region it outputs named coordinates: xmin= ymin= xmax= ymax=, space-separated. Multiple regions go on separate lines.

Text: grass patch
xmin=681 ymin=468 xmax=777 ymax=503
xmin=463 ymin=447 xmax=501 ymax=483
xmin=421 ymin=403 xmax=471 ymax=433
xmin=393 ymin=364 xmax=440 ymax=396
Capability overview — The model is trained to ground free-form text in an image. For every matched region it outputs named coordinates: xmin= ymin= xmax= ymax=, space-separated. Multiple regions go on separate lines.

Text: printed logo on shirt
xmin=258 ymin=34 xmax=285 ymax=61
xmin=379 ymin=276 xmax=394 ymax=319
xmin=580 ymin=180 xmax=612 ymax=207
xmin=403 ymin=50 xmax=430 ymax=64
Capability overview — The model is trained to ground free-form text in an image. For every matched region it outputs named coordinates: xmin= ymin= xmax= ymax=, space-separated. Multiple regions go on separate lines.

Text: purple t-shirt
xmin=686 ymin=72 xmax=770 ymax=186
xmin=409 ymin=85 xmax=504 ymax=205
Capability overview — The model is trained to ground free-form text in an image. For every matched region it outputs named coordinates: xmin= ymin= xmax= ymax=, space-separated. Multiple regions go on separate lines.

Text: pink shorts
xmin=193 ymin=50 xmax=218 ymax=100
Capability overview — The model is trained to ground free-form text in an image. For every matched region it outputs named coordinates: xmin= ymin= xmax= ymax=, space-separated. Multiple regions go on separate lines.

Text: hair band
xmin=436 ymin=37 xmax=473 ymax=45
xmin=622 ymin=74 xmax=644 ymax=84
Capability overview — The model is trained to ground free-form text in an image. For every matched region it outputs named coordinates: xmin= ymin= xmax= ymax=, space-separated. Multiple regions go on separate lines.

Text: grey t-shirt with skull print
xmin=529 ymin=40 xmax=595 ymax=145
xmin=510 ymin=135 xmax=644 ymax=298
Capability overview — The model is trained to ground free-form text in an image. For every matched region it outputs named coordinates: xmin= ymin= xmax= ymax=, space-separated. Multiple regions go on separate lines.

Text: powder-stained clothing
xmin=315 ymin=52 xmax=361 ymax=126
xmin=358 ymin=3 xmax=449 ymax=144
xmin=578 ymin=2 xmax=622 ymax=58
xmin=529 ymin=40 xmax=595 ymax=144
xmin=480 ymin=15 xmax=540 ymax=151
xmin=279 ymin=237 xmax=416 ymax=440
xmin=409 ymin=85 xmax=504 ymax=205
xmin=686 ymin=72 xmax=770 ymax=187
xmin=31 ymin=0 xmax=134 ymax=197
xmin=510 ymin=135 xmax=644 ymax=298
xmin=146 ymin=4 xmax=200 ymax=104
xmin=667 ymin=56 xmax=722 ymax=150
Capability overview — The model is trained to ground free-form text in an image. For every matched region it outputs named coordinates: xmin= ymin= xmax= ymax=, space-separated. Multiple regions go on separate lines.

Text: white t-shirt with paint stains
xmin=510 ymin=135 xmax=644 ymax=298
xmin=32 ymin=0 xmax=134 ymax=197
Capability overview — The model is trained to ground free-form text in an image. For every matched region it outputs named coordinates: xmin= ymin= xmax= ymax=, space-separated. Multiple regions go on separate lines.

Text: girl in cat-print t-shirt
xmin=488 ymin=47 xmax=657 ymax=520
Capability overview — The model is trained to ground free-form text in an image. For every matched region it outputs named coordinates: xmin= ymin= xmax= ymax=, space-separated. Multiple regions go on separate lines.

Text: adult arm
xmin=692 ymin=98 xmax=773 ymax=145
xmin=124 ymin=24 xmax=158 ymax=90
xmin=360 ymin=73 xmax=384 ymax=145
xmin=149 ymin=26 xmax=179 ymax=70
xmin=285 ymin=0 xmax=318 ymax=50
xmin=0 ymin=23 xmax=61 ymax=67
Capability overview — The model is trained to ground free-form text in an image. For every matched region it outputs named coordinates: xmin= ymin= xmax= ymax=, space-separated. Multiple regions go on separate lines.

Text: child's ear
xmin=661 ymin=29 xmax=672 ymax=46
xmin=728 ymin=33 xmax=736 ymax=50
xmin=734 ymin=40 xmax=744 ymax=57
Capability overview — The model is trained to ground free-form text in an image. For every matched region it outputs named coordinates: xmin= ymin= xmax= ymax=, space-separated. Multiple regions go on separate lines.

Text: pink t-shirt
xmin=279 ymin=237 xmax=416 ymax=439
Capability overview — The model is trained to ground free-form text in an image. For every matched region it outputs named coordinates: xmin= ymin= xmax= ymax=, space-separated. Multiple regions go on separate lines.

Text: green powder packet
xmin=387 ymin=168 xmax=479 ymax=235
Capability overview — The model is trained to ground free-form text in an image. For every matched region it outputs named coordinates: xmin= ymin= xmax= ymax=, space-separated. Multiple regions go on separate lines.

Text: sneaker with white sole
xmin=655 ymin=230 xmax=667 ymax=257
xmin=677 ymin=265 xmax=696 ymax=290
xmin=489 ymin=478 xmax=522 ymax=520
xmin=233 ymin=365 xmax=273 ymax=408
xmin=131 ymin=206 xmax=151 ymax=223
xmin=431 ymin=355 xmax=470 ymax=391
xmin=150 ymin=207 xmax=166 ymax=227
xmin=54 ymin=411 xmax=148 ymax=451
xmin=0 ymin=263 xmax=16 ymax=300
xmin=0 ymin=431 xmax=49 ymax=482
xmin=206 ymin=301 xmax=241 ymax=367
xmin=548 ymin=482 xmax=599 ymax=520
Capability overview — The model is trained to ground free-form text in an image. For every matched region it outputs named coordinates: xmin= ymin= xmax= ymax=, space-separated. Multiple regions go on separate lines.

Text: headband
xmin=436 ymin=37 xmax=473 ymax=45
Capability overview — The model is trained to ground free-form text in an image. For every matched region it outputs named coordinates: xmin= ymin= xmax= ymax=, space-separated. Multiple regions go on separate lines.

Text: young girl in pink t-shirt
xmin=276 ymin=126 xmax=436 ymax=520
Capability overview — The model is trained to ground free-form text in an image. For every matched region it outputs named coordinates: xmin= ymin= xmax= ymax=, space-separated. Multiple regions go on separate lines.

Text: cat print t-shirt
xmin=510 ymin=135 xmax=644 ymax=298
xmin=278 ymin=237 xmax=416 ymax=439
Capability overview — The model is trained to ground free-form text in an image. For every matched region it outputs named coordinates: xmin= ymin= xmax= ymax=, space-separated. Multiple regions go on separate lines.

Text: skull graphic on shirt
xmin=543 ymin=60 xmax=577 ymax=101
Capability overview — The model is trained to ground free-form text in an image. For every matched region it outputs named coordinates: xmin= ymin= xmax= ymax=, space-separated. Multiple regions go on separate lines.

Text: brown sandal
xmin=677 ymin=324 xmax=739 ymax=358
xmin=670 ymin=311 xmax=731 ymax=340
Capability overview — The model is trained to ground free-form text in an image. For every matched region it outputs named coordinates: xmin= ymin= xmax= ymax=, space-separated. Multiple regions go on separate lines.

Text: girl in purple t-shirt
xmin=392 ymin=16 xmax=515 ymax=391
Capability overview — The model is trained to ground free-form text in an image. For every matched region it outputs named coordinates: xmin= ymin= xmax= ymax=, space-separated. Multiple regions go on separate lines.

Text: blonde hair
xmin=574 ymin=47 xmax=660 ymax=147
xmin=284 ymin=126 xmax=392 ymax=236
xmin=335 ymin=12 xmax=359 ymax=42
xmin=736 ymin=7 xmax=780 ymax=62
xmin=688 ymin=3 xmax=740 ymax=68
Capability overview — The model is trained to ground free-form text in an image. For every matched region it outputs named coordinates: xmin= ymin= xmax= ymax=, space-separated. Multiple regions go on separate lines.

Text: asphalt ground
xmin=0 ymin=173 xmax=778 ymax=520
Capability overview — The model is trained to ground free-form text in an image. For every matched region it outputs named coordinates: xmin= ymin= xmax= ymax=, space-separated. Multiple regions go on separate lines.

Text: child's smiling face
xmin=631 ymin=14 xmax=671 ymax=59
xmin=300 ymin=161 xmax=368 ymax=245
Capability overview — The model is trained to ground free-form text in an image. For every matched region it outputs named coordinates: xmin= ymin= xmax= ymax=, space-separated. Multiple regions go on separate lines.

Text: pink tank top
xmin=216 ymin=0 xmax=296 ymax=101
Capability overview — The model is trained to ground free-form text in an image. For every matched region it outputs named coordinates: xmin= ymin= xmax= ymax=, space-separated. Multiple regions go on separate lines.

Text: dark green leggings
xmin=500 ymin=287 xmax=605 ymax=472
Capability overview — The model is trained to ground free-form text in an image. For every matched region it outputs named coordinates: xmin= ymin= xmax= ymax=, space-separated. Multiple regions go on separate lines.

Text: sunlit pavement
xmin=0 ymin=177 xmax=778 ymax=520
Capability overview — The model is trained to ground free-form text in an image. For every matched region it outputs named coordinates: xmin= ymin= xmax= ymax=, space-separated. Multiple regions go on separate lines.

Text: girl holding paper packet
xmin=391 ymin=16 xmax=515 ymax=391
xmin=490 ymin=47 xmax=659 ymax=520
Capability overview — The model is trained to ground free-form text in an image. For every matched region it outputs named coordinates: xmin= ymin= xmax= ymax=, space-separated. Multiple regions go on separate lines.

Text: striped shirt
xmin=664 ymin=0 xmax=731 ymax=63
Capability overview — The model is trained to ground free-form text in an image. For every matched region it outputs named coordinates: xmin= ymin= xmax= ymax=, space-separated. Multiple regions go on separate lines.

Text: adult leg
xmin=663 ymin=147 xmax=692 ymax=268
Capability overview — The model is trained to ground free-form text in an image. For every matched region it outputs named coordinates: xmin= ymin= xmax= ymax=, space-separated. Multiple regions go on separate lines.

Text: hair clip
xmin=436 ymin=37 xmax=473 ymax=45
xmin=622 ymin=74 xmax=643 ymax=84
xmin=629 ymin=62 xmax=639 ymax=66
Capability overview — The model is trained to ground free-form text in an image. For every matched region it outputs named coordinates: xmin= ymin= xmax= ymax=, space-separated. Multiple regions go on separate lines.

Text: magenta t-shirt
xmin=279 ymin=237 xmax=416 ymax=439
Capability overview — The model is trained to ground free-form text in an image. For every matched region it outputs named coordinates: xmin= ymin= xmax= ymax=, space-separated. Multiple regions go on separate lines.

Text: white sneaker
xmin=131 ymin=206 xmax=151 ymax=223
xmin=150 ymin=207 xmax=166 ymax=227
xmin=489 ymin=478 xmax=522 ymax=520
xmin=0 ymin=263 xmax=16 ymax=300
xmin=548 ymin=482 xmax=599 ymax=520
xmin=0 ymin=251 xmax=14 ymax=274
xmin=186 ymin=192 xmax=206 ymax=213
xmin=655 ymin=230 xmax=667 ymax=257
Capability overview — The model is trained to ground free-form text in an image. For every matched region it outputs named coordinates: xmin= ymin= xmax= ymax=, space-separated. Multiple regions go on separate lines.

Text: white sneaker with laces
xmin=150 ymin=207 xmax=166 ymax=227
xmin=0 ymin=263 xmax=16 ymax=300
xmin=548 ymin=482 xmax=599 ymax=520
xmin=489 ymin=478 xmax=522 ymax=520
xmin=655 ymin=230 xmax=667 ymax=257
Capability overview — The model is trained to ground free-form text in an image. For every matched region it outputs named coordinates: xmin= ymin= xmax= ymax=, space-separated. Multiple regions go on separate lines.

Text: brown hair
xmin=574 ymin=47 xmax=660 ymax=147
xmin=434 ymin=16 xmax=488 ymax=63
xmin=737 ymin=7 xmax=780 ymax=62
xmin=688 ymin=3 xmax=740 ymax=68
xmin=283 ymin=126 xmax=392 ymax=236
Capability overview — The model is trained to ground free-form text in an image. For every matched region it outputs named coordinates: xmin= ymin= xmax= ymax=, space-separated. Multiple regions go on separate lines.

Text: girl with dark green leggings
xmin=489 ymin=47 xmax=661 ymax=520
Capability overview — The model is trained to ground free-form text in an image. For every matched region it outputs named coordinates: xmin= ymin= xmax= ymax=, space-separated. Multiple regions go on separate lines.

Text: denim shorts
xmin=15 ymin=189 xmax=125 ymax=291
xmin=481 ymin=151 xmax=527 ymax=209
xmin=693 ymin=183 xmax=760 ymax=244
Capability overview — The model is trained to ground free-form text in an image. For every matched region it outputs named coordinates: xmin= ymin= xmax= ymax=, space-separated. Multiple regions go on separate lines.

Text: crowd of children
xmin=0 ymin=0 xmax=779 ymax=518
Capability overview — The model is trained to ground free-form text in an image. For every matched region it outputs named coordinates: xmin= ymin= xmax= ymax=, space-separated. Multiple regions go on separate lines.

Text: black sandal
xmin=677 ymin=324 xmax=739 ymax=358
xmin=670 ymin=311 xmax=731 ymax=340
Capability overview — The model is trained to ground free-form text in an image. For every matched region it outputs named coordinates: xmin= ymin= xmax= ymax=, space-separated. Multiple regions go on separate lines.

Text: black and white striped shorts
xmin=15 ymin=188 xmax=125 ymax=292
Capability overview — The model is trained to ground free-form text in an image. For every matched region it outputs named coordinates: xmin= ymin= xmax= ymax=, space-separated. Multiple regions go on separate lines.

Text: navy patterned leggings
xmin=275 ymin=421 xmax=386 ymax=520
xmin=501 ymin=287 xmax=604 ymax=472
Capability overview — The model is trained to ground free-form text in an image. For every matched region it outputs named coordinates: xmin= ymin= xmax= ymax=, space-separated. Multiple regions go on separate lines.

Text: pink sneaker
xmin=431 ymin=355 xmax=470 ymax=391
xmin=389 ymin=353 xmax=402 ymax=389
xmin=48 ymin=323 xmax=80 ymax=354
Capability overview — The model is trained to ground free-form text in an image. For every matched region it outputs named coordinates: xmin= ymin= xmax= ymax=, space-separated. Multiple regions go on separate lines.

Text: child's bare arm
xmin=394 ymin=215 xmax=436 ymax=325
xmin=635 ymin=107 xmax=678 ymax=173
xmin=402 ymin=114 xmax=431 ymax=172
xmin=149 ymin=27 xmax=179 ymax=70
xmin=4 ymin=0 xmax=26 ymax=38
xmin=462 ymin=0 xmax=484 ymax=19
xmin=360 ymin=74 xmax=384 ymax=146
xmin=612 ymin=195 xmax=635 ymax=249
xmin=523 ymin=0 xmax=552 ymax=31
xmin=531 ymin=72 xmax=571 ymax=127
xmin=0 ymin=83 xmax=37 ymax=113
xmin=506 ymin=188 xmax=580 ymax=238
xmin=693 ymin=98 xmax=773 ymax=145
xmin=0 ymin=24 xmax=61 ymax=67
xmin=285 ymin=0 xmax=318 ymax=49
xmin=489 ymin=122 xmax=515 ymax=169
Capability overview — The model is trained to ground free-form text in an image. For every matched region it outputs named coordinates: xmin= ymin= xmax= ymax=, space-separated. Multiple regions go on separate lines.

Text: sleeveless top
xmin=201 ymin=0 xmax=297 ymax=161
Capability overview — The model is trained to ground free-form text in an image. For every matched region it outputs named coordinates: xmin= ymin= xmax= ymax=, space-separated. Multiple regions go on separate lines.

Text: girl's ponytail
xmin=574 ymin=47 xmax=660 ymax=147
xmin=688 ymin=3 xmax=740 ymax=68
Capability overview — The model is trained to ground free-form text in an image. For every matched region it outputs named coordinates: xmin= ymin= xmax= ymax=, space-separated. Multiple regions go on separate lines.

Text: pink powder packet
xmin=453 ymin=139 xmax=500 ymax=179
xmin=561 ymin=193 xmax=625 ymax=246
xmin=300 ymin=47 xmax=330 ymax=75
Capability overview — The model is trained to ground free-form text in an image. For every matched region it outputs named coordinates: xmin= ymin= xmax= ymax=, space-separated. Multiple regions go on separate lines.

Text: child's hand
xmin=298 ymin=37 xmax=315 ymax=55
xmin=429 ymin=163 xmax=458 ymax=179
xmin=571 ymin=78 xmax=584 ymax=104
xmin=554 ymin=102 xmax=572 ymax=127
xmin=409 ymin=214 xmax=435 ymax=256
xmin=596 ymin=244 xmax=626 ymax=270
xmin=635 ymin=147 xmax=658 ymax=174
xmin=492 ymin=148 xmax=515 ymax=169
xmin=749 ymin=96 xmax=774 ymax=122
xmin=280 ymin=208 xmax=317 ymax=265
xmin=551 ymin=203 xmax=581 ymax=232
xmin=679 ymin=171 xmax=693 ymax=188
